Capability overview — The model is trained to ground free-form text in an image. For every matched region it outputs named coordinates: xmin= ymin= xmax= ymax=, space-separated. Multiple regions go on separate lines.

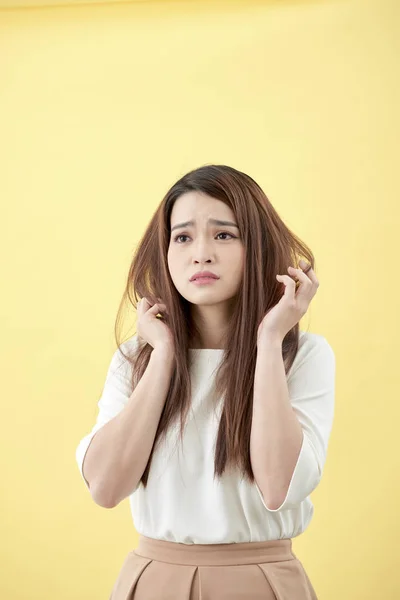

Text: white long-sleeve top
xmin=76 ymin=330 xmax=335 ymax=545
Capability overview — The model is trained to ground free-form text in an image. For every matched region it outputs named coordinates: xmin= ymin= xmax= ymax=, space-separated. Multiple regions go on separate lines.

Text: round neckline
xmin=189 ymin=348 xmax=224 ymax=352
xmin=188 ymin=330 xmax=306 ymax=352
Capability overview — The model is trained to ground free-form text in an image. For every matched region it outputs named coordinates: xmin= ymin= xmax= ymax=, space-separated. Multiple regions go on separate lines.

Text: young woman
xmin=76 ymin=164 xmax=336 ymax=599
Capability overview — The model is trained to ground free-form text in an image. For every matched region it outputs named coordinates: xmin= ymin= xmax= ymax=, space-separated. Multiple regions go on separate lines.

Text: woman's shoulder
xmin=119 ymin=334 xmax=140 ymax=353
xmin=289 ymin=330 xmax=335 ymax=379
xmin=110 ymin=334 xmax=142 ymax=368
xmin=298 ymin=329 xmax=334 ymax=354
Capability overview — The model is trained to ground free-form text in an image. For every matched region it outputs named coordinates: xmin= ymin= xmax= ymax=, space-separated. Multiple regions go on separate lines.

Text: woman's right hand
xmin=136 ymin=297 xmax=174 ymax=351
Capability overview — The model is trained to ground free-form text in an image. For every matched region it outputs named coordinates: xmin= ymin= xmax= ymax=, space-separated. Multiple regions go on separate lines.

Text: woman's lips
xmin=191 ymin=277 xmax=219 ymax=285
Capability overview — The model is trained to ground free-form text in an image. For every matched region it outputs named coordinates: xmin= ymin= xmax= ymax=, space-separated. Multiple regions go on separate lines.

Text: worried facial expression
xmin=167 ymin=191 xmax=244 ymax=306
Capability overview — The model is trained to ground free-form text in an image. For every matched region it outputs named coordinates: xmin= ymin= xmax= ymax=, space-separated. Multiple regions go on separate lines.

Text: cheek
xmin=167 ymin=247 xmax=175 ymax=270
xmin=166 ymin=252 xmax=181 ymax=284
xmin=230 ymin=248 xmax=244 ymax=272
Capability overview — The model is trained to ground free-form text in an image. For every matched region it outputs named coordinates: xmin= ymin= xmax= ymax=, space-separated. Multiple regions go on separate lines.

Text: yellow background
xmin=1 ymin=0 xmax=399 ymax=598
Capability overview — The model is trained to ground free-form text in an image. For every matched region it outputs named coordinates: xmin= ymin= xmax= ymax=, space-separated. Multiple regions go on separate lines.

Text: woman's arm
xmin=81 ymin=343 xmax=174 ymax=508
xmin=250 ymin=333 xmax=336 ymax=512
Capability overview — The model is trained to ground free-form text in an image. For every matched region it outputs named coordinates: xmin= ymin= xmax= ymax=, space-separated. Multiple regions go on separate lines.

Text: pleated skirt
xmin=109 ymin=534 xmax=318 ymax=599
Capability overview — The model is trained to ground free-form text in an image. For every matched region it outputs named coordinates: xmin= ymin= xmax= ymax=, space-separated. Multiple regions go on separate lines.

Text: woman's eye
xmin=217 ymin=232 xmax=234 ymax=240
xmin=173 ymin=232 xmax=235 ymax=243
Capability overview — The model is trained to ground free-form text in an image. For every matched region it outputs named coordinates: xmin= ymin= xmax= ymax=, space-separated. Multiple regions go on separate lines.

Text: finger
xmin=137 ymin=297 xmax=151 ymax=314
xmin=288 ymin=268 xmax=317 ymax=304
xmin=152 ymin=306 xmax=167 ymax=316
xmin=291 ymin=268 xmax=319 ymax=293
xmin=141 ymin=297 xmax=154 ymax=306
xmin=147 ymin=302 xmax=163 ymax=314
xmin=288 ymin=266 xmax=313 ymax=287
xmin=276 ymin=274 xmax=296 ymax=295
xmin=298 ymin=261 xmax=319 ymax=286
xmin=299 ymin=259 xmax=312 ymax=273
xmin=277 ymin=274 xmax=296 ymax=285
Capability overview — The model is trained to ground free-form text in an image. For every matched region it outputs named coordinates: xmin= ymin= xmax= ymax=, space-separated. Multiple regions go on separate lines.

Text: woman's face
xmin=167 ymin=191 xmax=244 ymax=307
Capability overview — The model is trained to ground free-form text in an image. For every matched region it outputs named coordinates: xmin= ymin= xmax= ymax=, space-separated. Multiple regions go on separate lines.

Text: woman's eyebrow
xmin=171 ymin=219 xmax=239 ymax=232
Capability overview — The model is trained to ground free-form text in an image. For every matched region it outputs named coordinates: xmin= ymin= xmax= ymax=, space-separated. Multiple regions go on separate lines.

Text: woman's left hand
xmin=257 ymin=259 xmax=320 ymax=345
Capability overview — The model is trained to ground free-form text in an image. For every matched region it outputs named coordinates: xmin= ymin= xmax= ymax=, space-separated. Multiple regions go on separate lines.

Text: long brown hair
xmin=114 ymin=164 xmax=315 ymax=488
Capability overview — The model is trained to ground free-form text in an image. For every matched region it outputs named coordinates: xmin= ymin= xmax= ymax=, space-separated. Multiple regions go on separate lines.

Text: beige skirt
xmin=109 ymin=534 xmax=318 ymax=599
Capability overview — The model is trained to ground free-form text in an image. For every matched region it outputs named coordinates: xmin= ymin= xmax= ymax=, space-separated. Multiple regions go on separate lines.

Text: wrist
xmin=257 ymin=332 xmax=283 ymax=350
xmin=153 ymin=341 xmax=175 ymax=358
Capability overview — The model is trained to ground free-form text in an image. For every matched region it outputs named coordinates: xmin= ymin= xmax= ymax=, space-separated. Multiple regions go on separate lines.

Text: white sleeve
xmin=75 ymin=336 xmax=139 ymax=490
xmin=255 ymin=333 xmax=336 ymax=512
